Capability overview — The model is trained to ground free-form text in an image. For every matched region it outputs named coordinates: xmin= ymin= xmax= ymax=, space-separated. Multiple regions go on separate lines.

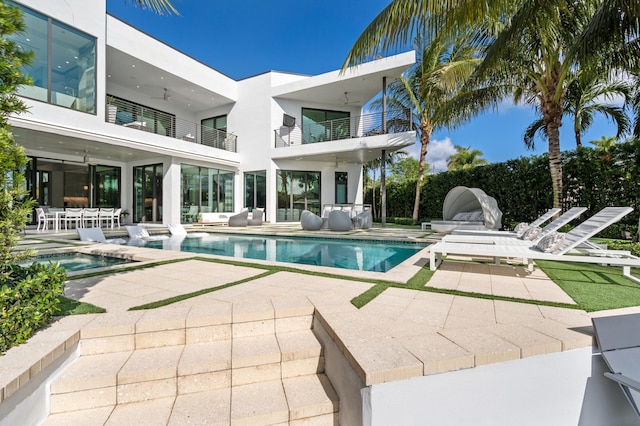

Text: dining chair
xmin=64 ymin=208 xmax=83 ymax=230
xmin=83 ymin=208 xmax=100 ymax=228
xmin=35 ymin=207 xmax=55 ymax=231
xmin=99 ymin=208 xmax=115 ymax=228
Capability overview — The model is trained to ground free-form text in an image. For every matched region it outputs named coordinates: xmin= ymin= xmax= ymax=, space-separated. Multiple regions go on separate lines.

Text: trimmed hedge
xmin=367 ymin=139 xmax=640 ymax=231
xmin=1 ymin=262 xmax=66 ymax=353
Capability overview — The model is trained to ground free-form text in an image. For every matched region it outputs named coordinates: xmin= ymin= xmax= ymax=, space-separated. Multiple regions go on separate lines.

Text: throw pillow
xmin=514 ymin=222 xmax=529 ymax=236
xmin=469 ymin=210 xmax=484 ymax=221
xmin=520 ymin=226 xmax=542 ymax=241
xmin=535 ymin=232 xmax=566 ymax=253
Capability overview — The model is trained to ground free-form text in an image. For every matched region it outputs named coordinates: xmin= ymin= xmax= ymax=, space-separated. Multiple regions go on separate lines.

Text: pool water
xmin=21 ymin=253 xmax=134 ymax=272
xmin=132 ymin=235 xmax=427 ymax=272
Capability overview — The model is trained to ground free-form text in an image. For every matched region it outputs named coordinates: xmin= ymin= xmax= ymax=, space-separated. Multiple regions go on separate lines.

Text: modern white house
xmin=7 ymin=0 xmax=416 ymax=226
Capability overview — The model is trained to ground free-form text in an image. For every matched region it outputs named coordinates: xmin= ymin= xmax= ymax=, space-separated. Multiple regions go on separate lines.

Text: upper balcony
xmin=275 ymin=109 xmax=412 ymax=147
xmin=105 ymin=96 xmax=237 ymax=153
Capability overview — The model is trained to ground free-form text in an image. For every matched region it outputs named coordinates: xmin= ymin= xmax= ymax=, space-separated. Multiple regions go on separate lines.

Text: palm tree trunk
xmin=575 ymin=129 xmax=582 ymax=147
xmin=542 ymin=100 xmax=564 ymax=209
xmin=412 ymin=123 xmax=431 ymax=221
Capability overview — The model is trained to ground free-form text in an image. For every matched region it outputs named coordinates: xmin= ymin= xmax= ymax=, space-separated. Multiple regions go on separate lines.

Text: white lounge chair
xmin=444 ymin=206 xmax=587 ymax=244
xmin=450 ymin=207 xmax=579 ymax=237
xmin=430 ymin=207 xmax=639 ymax=283
xmin=126 ymin=225 xmax=169 ymax=241
xmin=167 ymin=223 xmax=209 ymax=238
xmin=592 ymin=313 xmax=640 ymax=420
xmin=77 ymin=227 xmax=126 ymax=244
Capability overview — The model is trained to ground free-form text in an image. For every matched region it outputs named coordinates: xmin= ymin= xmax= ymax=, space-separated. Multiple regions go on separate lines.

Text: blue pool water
xmin=131 ymin=234 xmax=427 ymax=272
xmin=21 ymin=253 xmax=134 ymax=272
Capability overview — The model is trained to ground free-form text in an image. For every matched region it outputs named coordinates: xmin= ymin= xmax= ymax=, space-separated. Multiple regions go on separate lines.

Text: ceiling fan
xmin=343 ymin=91 xmax=360 ymax=105
xmin=151 ymin=88 xmax=171 ymax=101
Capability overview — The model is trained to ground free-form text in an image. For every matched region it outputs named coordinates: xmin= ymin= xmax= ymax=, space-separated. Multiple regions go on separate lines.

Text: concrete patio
xmin=2 ymin=225 xmax=639 ymax=425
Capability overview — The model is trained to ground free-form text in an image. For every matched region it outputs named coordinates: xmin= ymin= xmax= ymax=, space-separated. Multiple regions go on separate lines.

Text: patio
xmin=2 ymin=225 xmax=639 ymax=424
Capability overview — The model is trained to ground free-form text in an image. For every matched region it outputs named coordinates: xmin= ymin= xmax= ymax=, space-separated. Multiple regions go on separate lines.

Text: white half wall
xmin=363 ymin=347 xmax=638 ymax=426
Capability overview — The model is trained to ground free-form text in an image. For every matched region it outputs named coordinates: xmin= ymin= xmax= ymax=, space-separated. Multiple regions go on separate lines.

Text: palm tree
xmin=446 ymin=145 xmax=488 ymax=171
xmin=344 ymin=0 xmax=640 ymax=208
xmin=364 ymin=150 xmax=406 ymax=219
xmin=370 ymin=33 xmax=482 ymax=220
xmin=125 ymin=0 xmax=178 ymax=15
xmin=523 ymin=71 xmax=631 ymax=148
xmin=589 ymin=135 xmax=618 ymax=152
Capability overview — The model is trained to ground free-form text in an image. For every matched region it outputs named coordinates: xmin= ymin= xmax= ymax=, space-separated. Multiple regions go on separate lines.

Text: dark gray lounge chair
xmin=228 ymin=210 xmax=249 ymax=227
xmin=247 ymin=208 xmax=263 ymax=226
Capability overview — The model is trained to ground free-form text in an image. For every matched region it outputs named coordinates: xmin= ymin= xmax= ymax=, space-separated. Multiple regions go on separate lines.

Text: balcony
xmin=105 ymin=96 xmax=237 ymax=152
xmin=274 ymin=109 xmax=412 ymax=148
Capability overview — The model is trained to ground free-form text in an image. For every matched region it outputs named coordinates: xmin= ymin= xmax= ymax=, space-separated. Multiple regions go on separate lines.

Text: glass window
xmin=335 ymin=172 xmax=348 ymax=204
xmin=277 ymin=170 xmax=320 ymax=222
xmin=302 ymin=108 xmax=350 ymax=144
xmin=181 ymin=164 xmax=234 ymax=223
xmin=133 ymin=164 xmax=163 ymax=223
xmin=244 ymin=171 xmax=266 ymax=211
xmin=9 ymin=1 xmax=96 ymax=113
xmin=201 ymin=115 xmax=227 ymax=148
xmin=94 ymin=166 xmax=121 ymax=208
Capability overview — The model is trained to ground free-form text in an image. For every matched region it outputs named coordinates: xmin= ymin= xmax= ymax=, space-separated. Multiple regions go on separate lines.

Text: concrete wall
xmin=363 ymin=347 xmax=638 ymax=426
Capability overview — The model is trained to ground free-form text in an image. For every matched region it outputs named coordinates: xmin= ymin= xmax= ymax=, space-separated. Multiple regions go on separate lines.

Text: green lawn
xmin=536 ymin=260 xmax=640 ymax=312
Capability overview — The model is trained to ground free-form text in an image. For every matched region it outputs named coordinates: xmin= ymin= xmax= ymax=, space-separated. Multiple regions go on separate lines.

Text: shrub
xmin=1 ymin=262 xmax=66 ymax=353
xmin=602 ymin=241 xmax=640 ymax=257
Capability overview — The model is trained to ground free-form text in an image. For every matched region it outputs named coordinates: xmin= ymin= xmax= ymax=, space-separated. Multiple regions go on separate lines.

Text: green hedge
xmin=1 ymin=262 xmax=66 ymax=353
xmin=367 ymin=139 xmax=640 ymax=231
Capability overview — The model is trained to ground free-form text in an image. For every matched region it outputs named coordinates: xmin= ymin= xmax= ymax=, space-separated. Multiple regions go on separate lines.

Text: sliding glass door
xmin=133 ymin=164 xmax=163 ymax=223
xmin=276 ymin=170 xmax=320 ymax=222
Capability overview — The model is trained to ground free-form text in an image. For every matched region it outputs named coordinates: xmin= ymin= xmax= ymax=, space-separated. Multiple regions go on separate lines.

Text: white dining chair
xmin=112 ymin=208 xmax=122 ymax=228
xmin=35 ymin=207 xmax=55 ymax=231
xmin=83 ymin=208 xmax=100 ymax=228
xmin=63 ymin=208 xmax=83 ymax=230
xmin=99 ymin=208 xmax=115 ymax=228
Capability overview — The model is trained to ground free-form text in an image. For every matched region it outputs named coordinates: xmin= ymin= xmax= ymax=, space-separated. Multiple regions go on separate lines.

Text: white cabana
xmin=431 ymin=186 xmax=503 ymax=232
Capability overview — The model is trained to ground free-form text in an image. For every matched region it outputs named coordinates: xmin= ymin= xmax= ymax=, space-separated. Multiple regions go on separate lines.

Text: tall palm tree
xmin=125 ymin=0 xmax=178 ymax=15
xmin=523 ymin=71 xmax=631 ymax=148
xmin=371 ymin=33 xmax=482 ymax=220
xmin=589 ymin=135 xmax=618 ymax=152
xmin=344 ymin=0 xmax=640 ymax=209
xmin=446 ymin=145 xmax=488 ymax=171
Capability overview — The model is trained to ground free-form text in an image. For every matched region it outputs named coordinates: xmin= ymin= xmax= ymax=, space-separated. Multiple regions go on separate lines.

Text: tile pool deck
xmin=3 ymin=224 xmax=640 ymax=424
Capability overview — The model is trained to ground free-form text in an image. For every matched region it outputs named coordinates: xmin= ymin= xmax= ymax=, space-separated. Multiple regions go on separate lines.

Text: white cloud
xmin=426 ymin=137 xmax=457 ymax=173
xmin=401 ymin=137 xmax=457 ymax=173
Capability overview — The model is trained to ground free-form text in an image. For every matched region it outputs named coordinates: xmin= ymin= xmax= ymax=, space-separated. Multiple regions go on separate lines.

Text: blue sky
xmin=107 ymin=0 xmax=623 ymax=172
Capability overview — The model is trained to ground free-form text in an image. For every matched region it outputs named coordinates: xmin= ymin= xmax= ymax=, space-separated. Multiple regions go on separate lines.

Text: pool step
xmin=45 ymin=316 xmax=339 ymax=425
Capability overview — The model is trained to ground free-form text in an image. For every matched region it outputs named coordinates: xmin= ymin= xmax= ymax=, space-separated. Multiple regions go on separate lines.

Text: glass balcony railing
xmin=274 ymin=109 xmax=412 ymax=148
xmin=105 ymin=96 xmax=236 ymax=153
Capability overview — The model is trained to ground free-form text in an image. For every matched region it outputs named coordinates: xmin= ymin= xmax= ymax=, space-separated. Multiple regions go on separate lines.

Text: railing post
xmin=382 ymin=76 xmax=387 ymax=134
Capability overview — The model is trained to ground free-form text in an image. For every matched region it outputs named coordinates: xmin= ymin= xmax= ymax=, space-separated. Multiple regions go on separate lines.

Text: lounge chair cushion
xmin=535 ymin=231 xmax=566 ymax=253
xmin=228 ymin=210 xmax=249 ymax=227
xmin=328 ymin=210 xmax=352 ymax=232
xmin=520 ymin=226 xmax=542 ymax=241
xmin=514 ymin=222 xmax=529 ymax=236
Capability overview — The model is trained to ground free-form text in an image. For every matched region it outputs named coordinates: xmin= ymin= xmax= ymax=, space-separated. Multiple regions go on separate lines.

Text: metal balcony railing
xmin=274 ymin=109 xmax=412 ymax=148
xmin=105 ymin=96 xmax=236 ymax=152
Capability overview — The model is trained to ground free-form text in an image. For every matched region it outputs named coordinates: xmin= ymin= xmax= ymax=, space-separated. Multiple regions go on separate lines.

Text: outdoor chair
xmin=328 ymin=210 xmax=352 ymax=232
xmin=35 ymin=207 xmax=55 ymax=231
xmin=430 ymin=207 xmax=640 ymax=283
xmin=63 ymin=208 xmax=83 ymax=230
xmin=167 ymin=223 xmax=209 ymax=238
xmin=126 ymin=225 xmax=169 ymax=241
xmin=99 ymin=208 xmax=115 ymax=228
xmin=82 ymin=208 xmax=100 ymax=228
xmin=228 ymin=210 xmax=249 ymax=227
xmin=77 ymin=227 xmax=126 ymax=244
xmin=247 ymin=208 xmax=263 ymax=226
xmin=444 ymin=207 xmax=588 ymax=244
xmin=301 ymin=210 xmax=323 ymax=231
xmin=592 ymin=313 xmax=640 ymax=421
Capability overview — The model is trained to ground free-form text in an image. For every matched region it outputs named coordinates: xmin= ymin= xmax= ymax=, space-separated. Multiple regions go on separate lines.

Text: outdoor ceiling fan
xmin=151 ymin=88 xmax=171 ymax=101
xmin=343 ymin=91 xmax=360 ymax=105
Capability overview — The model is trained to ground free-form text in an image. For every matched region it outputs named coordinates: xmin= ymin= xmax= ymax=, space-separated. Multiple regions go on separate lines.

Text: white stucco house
xmin=8 ymin=0 xmax=416 ymax=226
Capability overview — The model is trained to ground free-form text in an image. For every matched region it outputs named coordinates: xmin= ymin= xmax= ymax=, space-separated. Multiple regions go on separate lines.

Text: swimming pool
xmin=21 ymin=252 xmax=134 ymax=272
xmin=129 ymin=234 xmax=427 ymax=272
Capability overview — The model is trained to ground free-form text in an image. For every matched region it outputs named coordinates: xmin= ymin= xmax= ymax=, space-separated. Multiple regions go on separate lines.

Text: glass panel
xmin=277 ymin=170 xmax=290 ymax=222
xmin=181 ymin=165 xmax=234 ymax=223
xmin=256 ymin=171 xmax=266 ymax=209
xmin=95 ymin=165 xmax=120 ymax=208
xmin=302 ymin=108 xmax=350 ymax=143
xmin=50 ymin=21 xmax=95 ymax=112
xmin=218 ymin=170 xmax=234 ymax=212
xmin=134 ymin=164 xmax=162 ymax=223
xmin=276 ymin=170 xmax=320 ymax=222
xmin=181 ymin=164 xmax=199 ymax=223
xmin=335 ymin=172 xmax=348 ymax=204
xmin=306 ymin=172 xmax=321 ymax=216
xmin=201 ymin=115 xmax=227 ymax=148
xmin=10 ymin=4 xmax=48 ymax=101
xmin=244 ymin=173 xmax=255 ymax=209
